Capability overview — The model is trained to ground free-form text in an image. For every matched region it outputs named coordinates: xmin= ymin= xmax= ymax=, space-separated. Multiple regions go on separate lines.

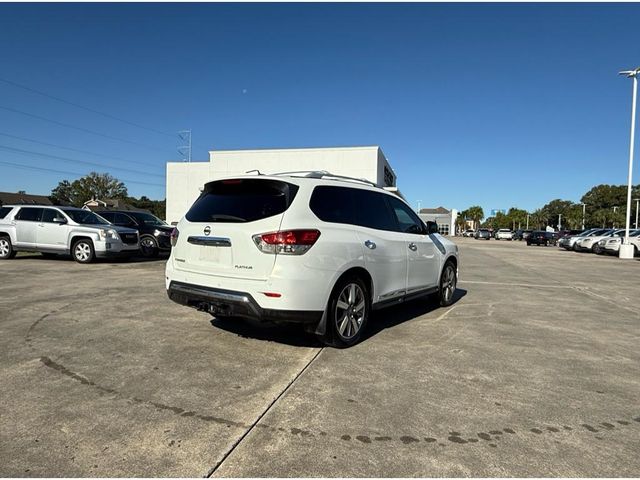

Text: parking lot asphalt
xmin=0 ymin=239 xmax=638 ymax=477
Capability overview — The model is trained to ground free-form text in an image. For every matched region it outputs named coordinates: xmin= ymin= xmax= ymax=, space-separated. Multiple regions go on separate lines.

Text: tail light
xmin=252 ymin=229 xmax=320 ymax=255
xmin=170 ymin=227 xmax=179 ymax=247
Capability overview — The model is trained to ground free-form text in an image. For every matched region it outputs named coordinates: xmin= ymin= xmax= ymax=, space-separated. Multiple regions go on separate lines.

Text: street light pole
xmin=526 ymin=214 xmax=530 ymax=230
xmin=558 ymin=214 xmax=562 ymax=231
xmin=635 ymin=198 xmax=640 ymax=228
xmin=619 ymin=67 xmax=639 ymax=259
xmin=581 ymin=203 xmax=586 ymax=230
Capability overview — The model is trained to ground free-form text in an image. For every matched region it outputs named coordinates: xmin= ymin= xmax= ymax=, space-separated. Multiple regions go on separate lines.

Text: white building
xmin=166 ymin=145 xmax=398 ymax=224
xmin=418 ymin=207 xmax=458 ymax=236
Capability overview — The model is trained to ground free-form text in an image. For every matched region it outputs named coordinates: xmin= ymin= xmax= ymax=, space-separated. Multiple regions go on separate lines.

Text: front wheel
xmin=73 ymin=239 xmax=95 ymax=264
xmin=320 ymin=276 xmax=370 ymax=348
xmin=438 ymin=261 xmax=457 ymax=307
xmin=140 ymin=235 xmax=159 ymax=258
xmin=0 ymin=236 xmax=16 ymax=259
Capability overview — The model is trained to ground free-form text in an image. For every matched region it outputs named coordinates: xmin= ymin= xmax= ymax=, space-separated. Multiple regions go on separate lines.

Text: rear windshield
xmin=0 ymin=207 xmax=13 ymax=219
xmin=186 ymin=179 xmax=299 ymax=223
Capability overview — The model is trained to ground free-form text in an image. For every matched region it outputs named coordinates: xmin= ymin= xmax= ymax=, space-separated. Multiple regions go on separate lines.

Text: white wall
xmin=165 ymin=146 xmax=390 ymax=224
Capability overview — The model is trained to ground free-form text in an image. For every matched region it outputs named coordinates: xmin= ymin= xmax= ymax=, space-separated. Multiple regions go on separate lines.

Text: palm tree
xmin=466 ymin=206 xmax=484 ymax=230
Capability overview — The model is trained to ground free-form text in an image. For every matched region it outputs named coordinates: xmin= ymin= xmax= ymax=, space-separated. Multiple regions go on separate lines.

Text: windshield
xmin=62 ymin=209 xmax=109 ymax=225
xmin=130 ymin=212 xmax=167 ymax=226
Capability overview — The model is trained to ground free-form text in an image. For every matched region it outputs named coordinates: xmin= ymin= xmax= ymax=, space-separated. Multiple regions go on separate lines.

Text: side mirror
xmin=53 ymin=217 xmax=67 ymax=225
xmin=426 ymin=221 xmax=438 ymax=234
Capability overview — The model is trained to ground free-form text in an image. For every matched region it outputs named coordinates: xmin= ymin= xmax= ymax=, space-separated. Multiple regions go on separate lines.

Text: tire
xmin=0 ymin=236 xmax=16 ymax=259
xmin=438 ymin=261 xmax=457 ymax=307
xmin=140 ymin=235 xmax=159 ymax=258
xmin=320 ymin=275 xmax=370 ymax=348
xmin=72 ymin=239 xmax=95 ymax=264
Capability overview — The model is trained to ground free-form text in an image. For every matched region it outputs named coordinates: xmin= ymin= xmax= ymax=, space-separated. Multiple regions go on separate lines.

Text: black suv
xmin=527 ymin=230 xmax=556 ymax=246
xmin=98 ymin=210 xmax=173 ymax=257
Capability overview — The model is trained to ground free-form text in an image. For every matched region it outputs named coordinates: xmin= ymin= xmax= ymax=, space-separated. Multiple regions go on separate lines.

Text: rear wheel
xmin=320 ymin=275 xmax=370 ymax=348
xmin=438 ymin=261 xmax=457 ymax=307
xmin=0 ymin=236 xmax=16 ymax=259
xmin=72 ymin=239 xmax=95 ymax=264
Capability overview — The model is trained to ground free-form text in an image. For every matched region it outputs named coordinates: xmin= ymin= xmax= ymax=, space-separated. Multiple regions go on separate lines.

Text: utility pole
xmin=526 ymin=214 xmax=530 ymax=230
xmin=178 ymin=130 xmax=192 ymax=162
xmin=635 ymin=198 xmax=640 ymax=228
xmin=619 ymin=67 xmax=639 ymax=259
xmin=558 ymin=214 xmax=562 ymax=231
xmin=580 ymin=203 xmax=586 ymax=230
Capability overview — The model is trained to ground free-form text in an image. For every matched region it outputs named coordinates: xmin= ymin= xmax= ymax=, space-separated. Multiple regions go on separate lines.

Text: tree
xmin=50 ymin=180 xmax=74 ymax=205
xmin=506 ymin=207 xmax=528 ymax=230
xmin=49 ymin=172 xmax=128 ymax=207
xmin=465 ymin=206 xmax=484 ymax=230
xmin=529 ymin=209 xmax=547 ymax=230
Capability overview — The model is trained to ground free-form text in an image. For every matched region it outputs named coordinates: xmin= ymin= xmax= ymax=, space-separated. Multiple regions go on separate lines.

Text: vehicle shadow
xmin=209 ymin=288 xmax=467 ymax=348
xmin=210 ymin=317 xmax=322 ymax=348
xmin=361 ymin=288 xmax=467 ymax=342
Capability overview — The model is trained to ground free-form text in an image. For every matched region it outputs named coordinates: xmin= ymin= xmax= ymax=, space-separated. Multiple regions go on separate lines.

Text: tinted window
xmin=42 ymin=209 xmax=65 ymax=223
xmin=309 ymin=186 xmax=356 ymax=225
xmin=61 ymin=209 xmax=109 ymax=225
xmin=0 ymin=207 xmax=12 ymax=219
xmin=387 ymin=196 xmax=425 ymax=234
xmin=186 ymin=179 xmax=299 ymax=223
xmin=114 ymin=213 xmax=135 ymax=225
xmin=351 ymin=190 xmax=396 ymax=231
xmin=15 ymin=207 xmax=43 ymax=221
xmin=98 ymin=211 xmax=115 ymax=222
xmin=129 ymin=212 xmax=166 ymax=226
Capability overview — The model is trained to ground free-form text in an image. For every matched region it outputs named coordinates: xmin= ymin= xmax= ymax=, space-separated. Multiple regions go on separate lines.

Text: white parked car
xmin=599 ymin=229 xmax=640 ymax=255
xmin=560 ymin=228 xmax=608 ymax=251
xmin=575 ymin=229 xmax=617 ymax=253
xmin=495 ymin=229 xmax=514 ymax=240
xmin=166 ymin=172 xmax=460 ymax=347
xmin=0 ymin=205 xmax=139 ymax=263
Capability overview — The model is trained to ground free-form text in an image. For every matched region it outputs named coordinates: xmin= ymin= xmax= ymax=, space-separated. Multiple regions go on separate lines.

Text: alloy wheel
xmin=75 ymin=242 xmax=91 ymax=262
xmin=0 ymin=238 xmax=10 ymax=257
xmin=441 ymin=264 xmax=457 ymax=304
xmin=334 ymin=283 xmax=366 ymax=340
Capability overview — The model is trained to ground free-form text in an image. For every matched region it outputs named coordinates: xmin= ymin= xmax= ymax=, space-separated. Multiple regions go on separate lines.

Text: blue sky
xmin=0 ymin=3 xmax=638 ymax=216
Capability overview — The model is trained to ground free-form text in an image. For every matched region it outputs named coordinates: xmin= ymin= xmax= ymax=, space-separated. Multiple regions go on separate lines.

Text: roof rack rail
xmin=270 ymin=170 xmax=377 ymax=187
xmin=245 ymin=169 xmax=263 ymax=175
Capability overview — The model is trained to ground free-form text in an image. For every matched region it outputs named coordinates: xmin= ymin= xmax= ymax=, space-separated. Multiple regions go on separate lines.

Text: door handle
xmin=364 ymin=240 xmax=376 ymax=250
xmin=408 ymin=242 xmax=417 ymax=251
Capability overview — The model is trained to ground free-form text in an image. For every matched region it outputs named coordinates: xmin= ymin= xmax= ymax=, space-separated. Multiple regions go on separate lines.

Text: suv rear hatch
xmin=173 ymin=178 xmax=299 ymax=280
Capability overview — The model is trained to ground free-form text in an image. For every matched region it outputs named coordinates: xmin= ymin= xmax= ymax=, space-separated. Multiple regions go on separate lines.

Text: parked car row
xmin=559 ymin=227 xmax=640 ymax=256
xmin=0 ymin=205 xmax=173 ymax=263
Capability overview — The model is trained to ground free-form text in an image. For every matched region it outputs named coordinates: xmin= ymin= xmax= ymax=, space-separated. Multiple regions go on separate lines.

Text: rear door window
xmin=15 ymin=207 xmax=43 ymax=221
xmin=309 ymin=186 xmax=356 ymax=225
xmin=186 ymin=179 xmax=299 ymax=223
xmin=98 ymin=212 xmax=115 ymax=222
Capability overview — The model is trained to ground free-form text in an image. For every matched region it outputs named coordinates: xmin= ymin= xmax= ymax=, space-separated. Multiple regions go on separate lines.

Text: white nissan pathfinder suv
xmin=166 ymin=172 xmax=459 ymax=347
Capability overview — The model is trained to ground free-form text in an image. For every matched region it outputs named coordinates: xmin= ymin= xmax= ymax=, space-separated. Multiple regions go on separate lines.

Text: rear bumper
xmin=167 ymin=281 xmax=323 ymax=325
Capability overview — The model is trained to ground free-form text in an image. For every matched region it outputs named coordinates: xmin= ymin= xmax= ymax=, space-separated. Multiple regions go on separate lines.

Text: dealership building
xmin=418 ymin=207 xmax=458 ymax=236
xmin=166 ymin=145 xmax=399 ymax=224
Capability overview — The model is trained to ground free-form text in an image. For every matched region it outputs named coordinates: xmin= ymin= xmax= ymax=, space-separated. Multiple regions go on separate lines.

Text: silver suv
xmin=0 ymin=205 xmax=139 ymax=263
